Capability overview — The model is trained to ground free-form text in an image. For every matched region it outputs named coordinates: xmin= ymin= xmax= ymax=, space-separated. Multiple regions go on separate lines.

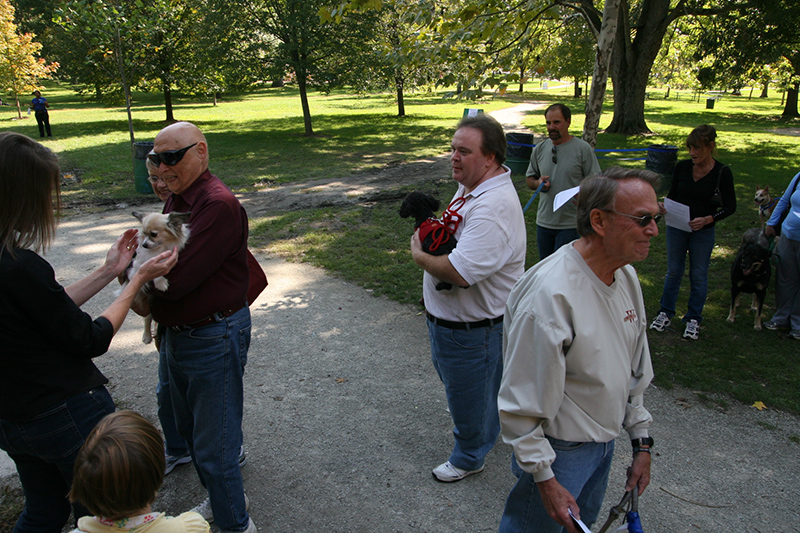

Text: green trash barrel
xmin=645 ymin=144 xmax=678 ymax=193
xmin=134 ymin=141 xmax=154 ymax=194
xmin=505 ymin=132 xmax=534 ymax=175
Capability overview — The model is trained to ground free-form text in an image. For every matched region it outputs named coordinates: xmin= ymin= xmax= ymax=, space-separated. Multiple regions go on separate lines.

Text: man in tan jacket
xmin=498 ymin=167 xmax=658 ymax=532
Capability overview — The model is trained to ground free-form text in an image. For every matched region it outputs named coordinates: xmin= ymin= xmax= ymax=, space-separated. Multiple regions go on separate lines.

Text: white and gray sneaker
xmin=649 ymin=311 xmax=671 ymax=332
xmin=683 ymin=319 xmax=700 ymax=340
xmin=431 ymin=461 xmax=484 ymax=482
xmin=190 ymin=494 xmax=250 ymax=524
xmin=221 ymin=518 xmax=258 ymax=533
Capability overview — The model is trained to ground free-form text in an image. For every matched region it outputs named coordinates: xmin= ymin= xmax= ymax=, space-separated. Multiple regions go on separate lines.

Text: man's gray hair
xmin=576 ymin=166 xmax=661 ymax=237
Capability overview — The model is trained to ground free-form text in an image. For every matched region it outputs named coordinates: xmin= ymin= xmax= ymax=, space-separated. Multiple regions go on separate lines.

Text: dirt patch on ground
xmin=771 ymin=127 xmax=800 ymax=136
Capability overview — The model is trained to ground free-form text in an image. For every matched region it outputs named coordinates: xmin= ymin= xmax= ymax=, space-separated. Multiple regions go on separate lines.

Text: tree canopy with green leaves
xmin=0 ymin=0 xmax=58 ymax=117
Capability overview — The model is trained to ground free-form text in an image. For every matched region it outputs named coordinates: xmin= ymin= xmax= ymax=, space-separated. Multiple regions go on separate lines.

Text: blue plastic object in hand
xmin=626 ymin=511 xmax=643 ymax=533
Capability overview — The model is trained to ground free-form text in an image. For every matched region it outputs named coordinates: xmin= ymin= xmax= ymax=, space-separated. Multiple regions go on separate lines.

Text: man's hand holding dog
xmin=410 ymin=231 xmax=469 ymax=288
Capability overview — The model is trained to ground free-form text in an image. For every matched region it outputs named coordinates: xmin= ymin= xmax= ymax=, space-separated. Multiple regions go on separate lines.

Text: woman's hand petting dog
xmin=134 ymin=247 xmax=179 ymax=284
xmin=129 ymin=248 xmax=179 ymax=317
xmin=104 ymin=229 xmax=139 ymax=278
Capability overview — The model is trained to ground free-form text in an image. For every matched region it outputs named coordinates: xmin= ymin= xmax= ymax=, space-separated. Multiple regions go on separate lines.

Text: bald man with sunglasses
xmin=498 ymin=167 xmax=658 ymax=533
xmin=143 ymin=122 xmax=256 ymax=533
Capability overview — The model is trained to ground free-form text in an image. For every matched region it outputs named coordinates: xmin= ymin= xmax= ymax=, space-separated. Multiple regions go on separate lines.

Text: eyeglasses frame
xmin=603 ymin=210 xmax=662 ymax=227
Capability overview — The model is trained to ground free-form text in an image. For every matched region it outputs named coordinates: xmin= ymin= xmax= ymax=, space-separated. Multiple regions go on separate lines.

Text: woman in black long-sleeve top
xmin=0 ymin=132 xmax=177 ymax=532
xmin=649 ymin=125 xmax=736 ymax=340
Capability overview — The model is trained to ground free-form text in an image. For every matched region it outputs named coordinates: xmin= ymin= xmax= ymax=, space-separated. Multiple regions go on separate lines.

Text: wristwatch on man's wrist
xmin=631 ymin=437 xmax=654 ymax=455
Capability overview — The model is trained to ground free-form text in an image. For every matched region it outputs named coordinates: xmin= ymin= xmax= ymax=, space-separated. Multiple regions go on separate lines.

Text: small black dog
xmin=400 ymin=191 xmax=458 ymax=291
xmin=727 ymin=228 xmax=771 ymax=330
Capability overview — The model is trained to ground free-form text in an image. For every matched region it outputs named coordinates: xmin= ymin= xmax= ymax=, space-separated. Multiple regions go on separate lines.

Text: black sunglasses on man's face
xmin=147 ymin=143 xmax=198 ymax=167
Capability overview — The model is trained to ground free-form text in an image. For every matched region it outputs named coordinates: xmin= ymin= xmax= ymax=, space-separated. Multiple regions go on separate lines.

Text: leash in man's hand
xmin=522 ymin=181 xmax=546 ymax=214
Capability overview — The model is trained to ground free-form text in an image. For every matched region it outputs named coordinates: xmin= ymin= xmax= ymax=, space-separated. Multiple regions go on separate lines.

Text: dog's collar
xmin=759 ymin=198 xmax=778 ymax=213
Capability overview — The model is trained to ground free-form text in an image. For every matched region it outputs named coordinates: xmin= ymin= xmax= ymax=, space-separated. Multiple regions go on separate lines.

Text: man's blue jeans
xmin=163 ymin=306 xmax=251 ymax=532
xmin=157 ymin=344 xmax=189 ymax=457
xmin=0 ymin=386 xmax=115 ymax=533
xmin=658 ymin=225 xmax=715 ymax=323
xmin=499 ymin=438 xmax=615 ymax=533
xmin=537 ymin=226 xmax=579 ymax=261
xmin=427 ymin=319 xmax=503 ymax=471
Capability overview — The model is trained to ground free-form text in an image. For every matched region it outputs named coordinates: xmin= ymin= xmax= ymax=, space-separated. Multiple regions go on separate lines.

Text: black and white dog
xmin=727 ymin=228 xmax=771 ymax=330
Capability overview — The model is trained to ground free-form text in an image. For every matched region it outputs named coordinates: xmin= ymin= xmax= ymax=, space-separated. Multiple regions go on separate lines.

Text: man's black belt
xmin=170 ymin=304 xmax=245 ymax=332
xmin=425 ymin=311 xmax=503 ymax=330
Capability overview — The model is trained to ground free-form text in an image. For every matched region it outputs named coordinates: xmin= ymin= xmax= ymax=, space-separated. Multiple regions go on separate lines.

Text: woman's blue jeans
xmin=427 ymin=318 xmax=503 ymax=471
xmin=163 ymin=306 xmax=251 ymax=532
xmin=658 ymin=225 xmax=715 ymax=323
xmin=771 ymin=236 xmax=800 ymax=330
xmin=0 ymin=386 xmax=115 ymax=533
xmin=499 ymin=438 xmax=615 ymax=533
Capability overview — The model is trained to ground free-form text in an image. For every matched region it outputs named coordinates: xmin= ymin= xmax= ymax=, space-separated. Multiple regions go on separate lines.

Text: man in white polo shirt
xmin=411 ymin=114 xmax=526 ymax=482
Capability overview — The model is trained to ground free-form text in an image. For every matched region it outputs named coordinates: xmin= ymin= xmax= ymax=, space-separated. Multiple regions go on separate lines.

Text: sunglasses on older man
xmin=604 ymin=210 xmax=662 ymax=227
xmin=147 ymin=143 xmax=198 ymax=167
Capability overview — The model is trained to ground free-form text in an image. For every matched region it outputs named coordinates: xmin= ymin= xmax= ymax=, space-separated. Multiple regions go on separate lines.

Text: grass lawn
xmin=4 ymin=81 xmax=799 ymax=419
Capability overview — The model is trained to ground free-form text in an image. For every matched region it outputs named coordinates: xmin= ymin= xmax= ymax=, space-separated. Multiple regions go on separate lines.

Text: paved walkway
xmin=2 ymin=205 xmax=799 ymax=532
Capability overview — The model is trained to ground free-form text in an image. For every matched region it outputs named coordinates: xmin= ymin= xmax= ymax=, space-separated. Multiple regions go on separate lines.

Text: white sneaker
xmin=431 ymin=461 xmax=484 ymax=482
xmin=649 ymin=311 xmax=671 ymax=332
xmin=221 ymin=518 xmax=258 ymax=533
xmin=190 ymin=497 xmax=213 ymax=523
xmin=190 ymin=494 xmax=250 ymax=524
xmin=683 ymin=319 xmax=700 ymax=340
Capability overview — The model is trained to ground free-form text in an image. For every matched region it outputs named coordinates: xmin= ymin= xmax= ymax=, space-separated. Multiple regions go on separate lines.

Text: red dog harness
xmin=417 ymin=197 xmax=466 ymax=252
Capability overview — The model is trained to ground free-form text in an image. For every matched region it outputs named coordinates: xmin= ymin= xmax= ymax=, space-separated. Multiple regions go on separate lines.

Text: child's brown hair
xmin=70 ymin=411 xmax=166 ymax=520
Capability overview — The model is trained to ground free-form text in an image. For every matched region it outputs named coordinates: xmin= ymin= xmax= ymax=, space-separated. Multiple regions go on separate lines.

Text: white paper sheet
xmin=664 ymin=198 xmax=691 ymax=231
xmin=554 ymin=186 xmax=581 ymax=212
xmin=568 ymin=508 xmax=593 ymax=533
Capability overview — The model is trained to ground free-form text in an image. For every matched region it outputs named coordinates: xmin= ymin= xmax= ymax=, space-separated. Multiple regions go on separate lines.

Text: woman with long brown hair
xmin=0 ymin=132 xmax=177 ymax=532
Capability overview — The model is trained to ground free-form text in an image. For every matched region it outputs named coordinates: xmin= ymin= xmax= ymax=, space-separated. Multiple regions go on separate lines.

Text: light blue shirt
xmin=767 ymin=171 xmax=800 ymax=240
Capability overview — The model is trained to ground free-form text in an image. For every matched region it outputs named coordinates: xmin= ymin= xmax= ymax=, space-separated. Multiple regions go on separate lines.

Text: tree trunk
xmin=782 ymin=83 xmax=799 ymax=119
xmin=14 ymin=90 xmax=22 ymax=119
xmin=582 ymin=0 xmax=619 ymax=148
xmin=296 ymin=66 xmax=314 ymax=136
xmin=605 ymin=0 xmax=672 ymax=135
xmin=518 ymin=65 xmax=525 ymax=92
xmin=164 ymin=83 xmax=175 ymax=123
xmin=573 ymin=77 xmax=581 ymax=98
xmin=116 ymin=25 xmax=136 ymax=161
xmin=395 ymin=73 xmax=405 ymax=117
xmin=760 ymin=76 xmax=769 ymax=98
